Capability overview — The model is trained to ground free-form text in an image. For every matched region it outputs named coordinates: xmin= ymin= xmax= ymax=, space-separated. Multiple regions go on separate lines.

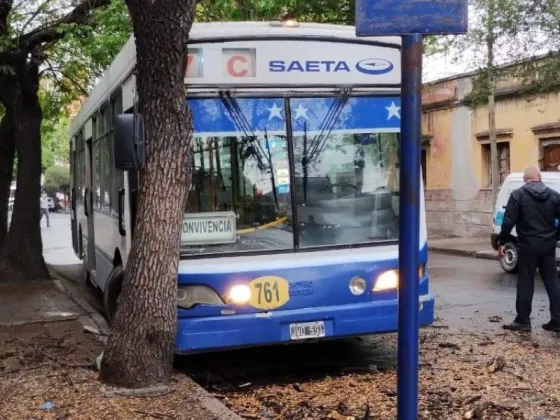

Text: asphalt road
xmin=42 ymin=212 xmax=544 ymax=329
xmin=429 ymin=252 xmax=553 ymax=332
xmin=40 ymin=213 xmax=558 ymax=383
xmin=179 ymin=253 xmax=558 ymax=385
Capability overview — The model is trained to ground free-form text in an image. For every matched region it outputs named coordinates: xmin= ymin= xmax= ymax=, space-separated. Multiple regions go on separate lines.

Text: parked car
xmin=491 ymin=172 xmax=560 ymax=273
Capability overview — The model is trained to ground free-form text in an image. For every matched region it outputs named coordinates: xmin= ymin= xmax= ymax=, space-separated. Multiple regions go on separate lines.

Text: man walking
xmin=498 ymin=165 xmax=560 ymax=331
xmin=40 ymin=192 xmax=51 ymax=228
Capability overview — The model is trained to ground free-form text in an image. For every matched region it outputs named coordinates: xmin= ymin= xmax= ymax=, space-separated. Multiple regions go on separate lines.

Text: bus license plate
xmin=289 ymin=321 xmax=326 ymax=340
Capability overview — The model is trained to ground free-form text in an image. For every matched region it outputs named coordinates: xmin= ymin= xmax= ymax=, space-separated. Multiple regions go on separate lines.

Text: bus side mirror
xmin=114 ymin=113 xmax=146 ymax=170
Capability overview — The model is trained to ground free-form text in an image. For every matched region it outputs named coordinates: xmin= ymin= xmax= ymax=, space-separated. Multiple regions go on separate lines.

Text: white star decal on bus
xmin=267 ymin=103 xmax=283 ymax=120
xmin=386 ymin=102 xmax=401 ymax=120
xmin=294 ymin=104 xmax=309 ymax=120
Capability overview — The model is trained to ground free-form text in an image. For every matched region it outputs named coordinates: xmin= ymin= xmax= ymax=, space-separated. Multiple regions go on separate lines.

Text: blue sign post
xmin=355 ymin=1 xmax=468 ymax=419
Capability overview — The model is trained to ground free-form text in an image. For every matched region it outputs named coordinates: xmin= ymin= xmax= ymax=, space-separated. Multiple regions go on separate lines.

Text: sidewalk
xmin=428 ymin=236 xmax=498 ymax=260
xmin=0 ymin=213 xmax=242 ymax=420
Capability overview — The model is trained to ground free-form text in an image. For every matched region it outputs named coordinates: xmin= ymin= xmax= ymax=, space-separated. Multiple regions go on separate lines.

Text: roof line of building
xmin=424 ymin=50 xmax=560 ymax=87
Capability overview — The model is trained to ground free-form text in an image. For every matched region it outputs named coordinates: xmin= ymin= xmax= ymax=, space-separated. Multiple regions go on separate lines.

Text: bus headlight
xmin=373 ymin=270 xmax=399 ymax=292
xmin=227 ymin=284 xmax=251 ymax=305
xmin=372 ymin=265 xmax=426 ymax=292
xmin=177 ymin=286 xmax=224 ymax=309
xmin=349 ymin=276 xmax=367 ymax=295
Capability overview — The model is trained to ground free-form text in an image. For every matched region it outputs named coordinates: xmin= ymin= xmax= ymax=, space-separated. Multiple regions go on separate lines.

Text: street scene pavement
xmin=38 ymin=213 xmax=554 ymax=336
xmin=29 ymin=214 xmax=560 ymax=418
xmin=2 ymin=212 xmax=560 ymax=418
xmin=1 ymin=212 xmax=238 ymax=420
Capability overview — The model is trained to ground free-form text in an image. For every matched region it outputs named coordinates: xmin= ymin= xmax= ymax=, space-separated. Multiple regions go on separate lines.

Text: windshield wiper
xmin=219 ymin=91 xmax=267 ymax=170
xmin=307 ymin=87 xmax=352 ymax=161
xmin=302 ymin=121 xmax=308 ymax=204
xmin=264 ymin=128 xmax=279 ymax=209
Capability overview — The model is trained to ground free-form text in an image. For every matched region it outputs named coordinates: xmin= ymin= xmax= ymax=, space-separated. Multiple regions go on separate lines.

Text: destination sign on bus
xmin=183 ymin=40 xmax=401 ymax=85
xmin=182 ymin=212 xmax=237 ymax=245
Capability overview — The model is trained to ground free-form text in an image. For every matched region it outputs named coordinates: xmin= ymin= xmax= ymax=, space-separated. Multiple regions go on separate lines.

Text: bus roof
xmin=70 ymin=21 xmax=401 ymax=136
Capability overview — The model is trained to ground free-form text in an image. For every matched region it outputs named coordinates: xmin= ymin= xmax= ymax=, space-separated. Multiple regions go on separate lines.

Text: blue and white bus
xmin=69 ymin=21 xmax=434 ymax=353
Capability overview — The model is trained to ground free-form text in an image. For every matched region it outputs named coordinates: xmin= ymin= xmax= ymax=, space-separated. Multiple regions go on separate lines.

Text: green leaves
xmin=196 ymin=0 xmax=354 ymax=25
xmin=0 ymin=0 xmax=132 ymax=175
xmin=40 ymin=91 xmax=71 ymax=171
xmin=43 ymin=165 xmax=70 ymax=196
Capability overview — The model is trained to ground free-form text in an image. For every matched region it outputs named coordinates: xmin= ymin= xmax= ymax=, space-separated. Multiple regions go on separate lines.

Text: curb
xmin=51 ymin=274 xmax=110 ymax=345
xmin=429 ymin=247 xmax=498 ymax=260
xmin=49 ymin=265 xmax=243 ymax=420
xmin=190 ymin=388 xmax=244 ymax=420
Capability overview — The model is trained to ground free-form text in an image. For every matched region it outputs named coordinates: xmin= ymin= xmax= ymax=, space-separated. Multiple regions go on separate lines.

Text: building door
xmin=543 ymin=145 xmax=560 ymax=172
xmin=421 ymin=149 xmax=427 ymax=186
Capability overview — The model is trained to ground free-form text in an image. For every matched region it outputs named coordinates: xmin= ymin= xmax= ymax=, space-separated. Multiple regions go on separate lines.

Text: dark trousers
xmin=516 ymin=253 xmax=560 ymax=325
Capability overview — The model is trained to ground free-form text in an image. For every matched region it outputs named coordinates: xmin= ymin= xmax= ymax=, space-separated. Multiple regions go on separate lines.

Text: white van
xmin=491 ymin=172 xmax=560 ymax=273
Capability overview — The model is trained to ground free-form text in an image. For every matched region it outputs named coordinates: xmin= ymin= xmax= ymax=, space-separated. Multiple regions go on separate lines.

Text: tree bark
xmin=100 ymin=0 xmax=196 ymax=388
xmin=0 ymin=79 xmax=49 ymax=283
xmin=488 ymin=71 xmax=499 ymax=208
xmin=0 ymin=110 xmax=15 ymax=248
xmin=487 ymin=3 xmax=499 ymax=209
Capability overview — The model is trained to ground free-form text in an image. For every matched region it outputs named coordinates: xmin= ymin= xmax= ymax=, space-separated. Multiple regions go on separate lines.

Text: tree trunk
xmin=486 ymin=4 xmax=499 ymax=209
xmin=100 ymin=0 xmax=196 ymax=388
xmin=488 ymin=72 xmax=499 ymax=208
xmin=0 ymin=111 xmax=15 ymax=247
xmin=0 ymin=87 xmax=49 ymax=283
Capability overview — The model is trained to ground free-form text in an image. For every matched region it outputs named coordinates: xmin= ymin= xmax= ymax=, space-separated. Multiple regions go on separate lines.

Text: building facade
xmin=422 ymin=65 xmax=560 ymax=238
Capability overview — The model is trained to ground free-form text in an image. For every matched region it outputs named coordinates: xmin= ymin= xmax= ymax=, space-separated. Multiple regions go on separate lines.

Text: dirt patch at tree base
xmin=0 ymin=321 xmax=222 ymax=419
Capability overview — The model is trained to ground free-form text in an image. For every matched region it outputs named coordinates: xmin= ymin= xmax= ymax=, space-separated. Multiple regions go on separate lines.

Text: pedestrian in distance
xmin=497 ymin=165 xmax=560 ymax=332
xmin=40 ymin=192 xmax=51 ymax=228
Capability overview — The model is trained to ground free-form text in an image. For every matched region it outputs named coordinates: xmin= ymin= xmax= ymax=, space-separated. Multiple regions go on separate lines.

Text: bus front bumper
xmin=175 ymin=293 xmax=435 ymax=353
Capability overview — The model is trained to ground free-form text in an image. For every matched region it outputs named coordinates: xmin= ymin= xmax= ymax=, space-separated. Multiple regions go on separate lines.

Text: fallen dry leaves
xmin=218 ymin=329 xmax=560 ymax=419
xmin=3 ymin=320 xmax=560 ymax=419
xmin=0 ymin=321 xmax=218 ymax=420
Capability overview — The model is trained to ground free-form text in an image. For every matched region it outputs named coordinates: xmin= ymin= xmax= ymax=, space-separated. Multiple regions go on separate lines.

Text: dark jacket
xmin=498 ymin=181 xmax=560 ymax=256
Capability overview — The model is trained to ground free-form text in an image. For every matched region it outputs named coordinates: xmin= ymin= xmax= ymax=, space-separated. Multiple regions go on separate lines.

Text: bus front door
xmin=70 ymin=147 xmax=79 ymax=255
xmin=84 ymin=137 xmax=96 ymax=278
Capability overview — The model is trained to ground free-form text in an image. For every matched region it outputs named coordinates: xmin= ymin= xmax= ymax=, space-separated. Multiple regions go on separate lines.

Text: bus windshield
xmin=182 ymin=95 xmax=401 ymax=256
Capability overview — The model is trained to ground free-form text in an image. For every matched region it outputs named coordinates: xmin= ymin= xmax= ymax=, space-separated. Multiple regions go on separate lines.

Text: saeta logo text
xmin=268 ymin=58 xmax=394 ymax=75
xmin=269 ymin=60 xmax=351 ymax=73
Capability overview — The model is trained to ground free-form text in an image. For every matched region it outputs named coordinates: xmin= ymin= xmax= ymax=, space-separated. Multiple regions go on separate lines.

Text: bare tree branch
xmin=18 ymin=0 xmax=111 ymax=51
xmin=19 ymin=0 xmax=58 ymax=36
xmin=43 ymin=53 xmax=89 ymax=97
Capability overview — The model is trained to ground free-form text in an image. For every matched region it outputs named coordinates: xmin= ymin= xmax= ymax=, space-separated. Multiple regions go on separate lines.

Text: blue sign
xmin=187 ymin=96 xmax=401 ymax=135
xmin=356 ymin=0 xmax=468 ymax=36
xmin=290 ymin=97 xmax=400 ymax=134
xmin=277 ymin=184 xmax=290 ymax=194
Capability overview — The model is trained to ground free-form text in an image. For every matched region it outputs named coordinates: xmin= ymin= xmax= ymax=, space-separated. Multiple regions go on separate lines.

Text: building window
xmin=482 ymin=142 xmax=510 ymax=187
xmin=540 ymin=140 xmax=560 ymax=172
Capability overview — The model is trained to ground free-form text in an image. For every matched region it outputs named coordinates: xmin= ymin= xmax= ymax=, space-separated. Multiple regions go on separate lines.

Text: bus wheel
xmin=104 ymin=265 xmax=124 ymax=325
xmin=499 ymin=241 xmax=518 ymax=273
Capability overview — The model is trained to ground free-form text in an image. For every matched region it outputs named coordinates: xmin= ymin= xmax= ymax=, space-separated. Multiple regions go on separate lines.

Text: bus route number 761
xmin=248 ymin=276 xmax=290 ymax=310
